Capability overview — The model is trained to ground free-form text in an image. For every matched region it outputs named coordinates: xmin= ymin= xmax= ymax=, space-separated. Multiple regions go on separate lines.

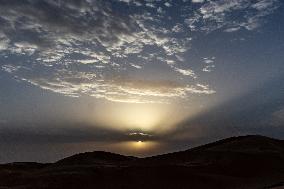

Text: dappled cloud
xmin=0 ymin=0 xmax=279 ymax=103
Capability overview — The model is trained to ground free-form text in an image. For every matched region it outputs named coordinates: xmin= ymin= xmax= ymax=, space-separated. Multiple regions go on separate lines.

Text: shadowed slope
xmin=149 ymin=135 xmax=284 ymax=159
xmin=55 ymin=151 xmax=137 ymax=166
xmin=142 ymin=135 xmax=284 ymax=169
xmin=0 ymin=135 xmax=283 ymax=189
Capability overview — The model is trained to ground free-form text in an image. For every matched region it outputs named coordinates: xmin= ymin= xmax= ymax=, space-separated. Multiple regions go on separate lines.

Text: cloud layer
xmin=0 ymin=0 xmax=280 ymax=103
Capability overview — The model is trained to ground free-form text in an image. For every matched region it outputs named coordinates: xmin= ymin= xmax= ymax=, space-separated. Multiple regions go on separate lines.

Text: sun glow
xmin=107 ymin=141 xmax=161 ymax=157
xmin=129 ymin=140 xmax=160 ymax=151
xmin=136 ymin=140 xmax=143 ymax=146
xmin=91 ymin=103 xmax=189 ymax=133
xmin=130 ymin=140 xmax=146 ymax=149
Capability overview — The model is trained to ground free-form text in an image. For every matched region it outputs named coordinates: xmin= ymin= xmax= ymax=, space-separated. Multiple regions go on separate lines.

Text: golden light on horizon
xmin=127 ymin=140 xmax=159 ymax=151
xmin=120 ymin=108 xmax=160 ymax=131
xmin=128 ymin=140 xmax=148 ymax=150
xmin=90 ymin=103 xmax=190 ymax=133
xmin=134 ymin=140 xmax=144 ymax=147
xmin=105 ymin=140 xmax=161 ymax=157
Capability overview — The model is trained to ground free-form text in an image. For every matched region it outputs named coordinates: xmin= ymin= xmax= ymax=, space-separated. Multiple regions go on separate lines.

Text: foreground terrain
xmin=0 ymin=135 xmax=283 ymax=189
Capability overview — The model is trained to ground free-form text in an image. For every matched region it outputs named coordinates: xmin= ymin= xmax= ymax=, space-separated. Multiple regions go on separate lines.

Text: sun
xmin=136 ymin=140 xmax=144 ymax=147
xmin=132 ymin=140 xmax=146 ymax=148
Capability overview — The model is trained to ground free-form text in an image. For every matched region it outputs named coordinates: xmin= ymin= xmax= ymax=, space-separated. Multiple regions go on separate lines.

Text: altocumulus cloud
xmin=0 ymin=0 xmax=279 ymax=104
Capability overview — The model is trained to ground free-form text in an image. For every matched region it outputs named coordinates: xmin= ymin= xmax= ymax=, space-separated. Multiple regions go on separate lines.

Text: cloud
xmin=202 ymin=57 xmax=215 ymax=72
xmin=185 ymin=0 xmax=280 ymax=33
xmin=225 ymin=27 xmax=241 ymax=32
xmin=15 ymin=71 xmax=215 ymax=103
xmin=202 ymin=65 xmax=215 ymax=72
xmin=128 ymin=132 xmax=153 ymax=141
xmin=0 ymin=0 xmax=278 ymax=104
xmin=174 ymin=67 xmax=197 ymax=78
xmin=164 ymin=2 xmax=172 ymax=7
xmin=130 ymin=63 xmax=142 ymax=69
xmin=203 ymin=57 xmax=215 ymax=64
xmin=0 ymin=124 xmax=155 ymax=144
xmin=172 ymin=24 xmax=184 ymax=33
xmin=0 ymin=32 xmax=9 ymax=50
xmin=192 ymin=0 xmax=205 ymax=3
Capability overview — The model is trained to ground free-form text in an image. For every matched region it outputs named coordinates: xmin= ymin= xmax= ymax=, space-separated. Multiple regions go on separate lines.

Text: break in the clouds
xmin=0 ymin=0 xmax=280 ymax=104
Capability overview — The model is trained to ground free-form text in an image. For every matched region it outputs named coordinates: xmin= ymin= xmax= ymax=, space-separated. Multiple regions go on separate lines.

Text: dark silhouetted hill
xmin=55 ymin=151 xmax=137 ymax=166
xmin=144 ymin=135 xmax=284 ymax=162
xmin=0 ymin=135 xmax=283 ymax=189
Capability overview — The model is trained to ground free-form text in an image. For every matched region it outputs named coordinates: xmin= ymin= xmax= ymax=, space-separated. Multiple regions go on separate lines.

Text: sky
xmin=0 ymin=0 xmax=283 ymax=163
